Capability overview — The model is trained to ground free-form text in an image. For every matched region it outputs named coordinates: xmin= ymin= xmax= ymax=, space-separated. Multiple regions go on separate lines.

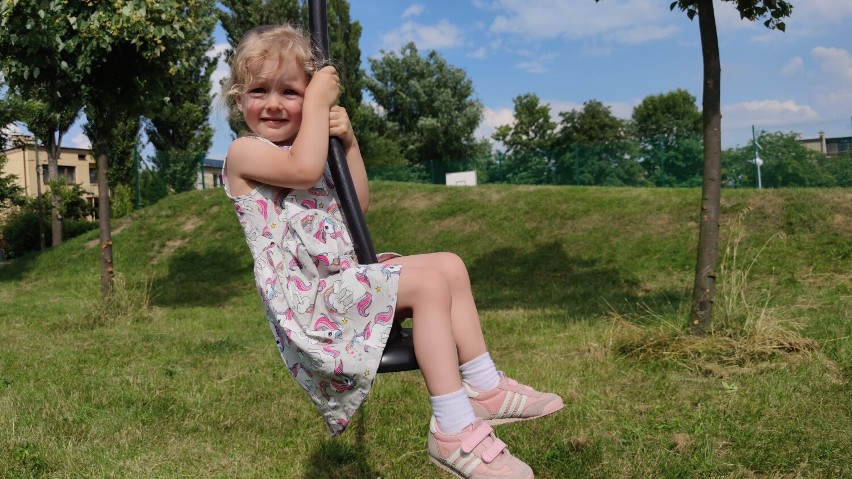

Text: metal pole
xmin=752 ymin=125 xmax=762 ymax=189
xmin=308 ymin=0 xmax=377 ymax=264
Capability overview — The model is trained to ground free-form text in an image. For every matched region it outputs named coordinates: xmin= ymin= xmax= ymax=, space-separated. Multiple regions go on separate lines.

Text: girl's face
xmin=237 ymin=57 xmax=309 ymax=145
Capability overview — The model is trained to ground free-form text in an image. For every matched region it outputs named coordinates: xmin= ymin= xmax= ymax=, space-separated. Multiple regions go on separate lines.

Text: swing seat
xmin=378 ymin=309 xmax=417 ymax=373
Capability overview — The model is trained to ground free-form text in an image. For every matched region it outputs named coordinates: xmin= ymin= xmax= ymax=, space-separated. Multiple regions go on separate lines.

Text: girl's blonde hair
xmin=223 ymin=24 xmax=317 ymax=116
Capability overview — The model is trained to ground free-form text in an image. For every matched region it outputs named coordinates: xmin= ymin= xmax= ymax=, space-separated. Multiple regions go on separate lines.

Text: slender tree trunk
xmin=690 ymin=0 xmax=722 ymax=336
xmin=97 ymin=151 xmax=114 ymax=296
xmin=45 ymin=133 xmax=63 ymax=247
xmin=33 ymin=138 xmax=46 ymax=250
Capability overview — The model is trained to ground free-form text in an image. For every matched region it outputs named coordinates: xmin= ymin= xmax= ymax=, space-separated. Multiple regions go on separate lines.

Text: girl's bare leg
xmin=385 ymin=253 xmax=487 ymax=364
xmin=394 ymin=264 xmax=463 ymax=396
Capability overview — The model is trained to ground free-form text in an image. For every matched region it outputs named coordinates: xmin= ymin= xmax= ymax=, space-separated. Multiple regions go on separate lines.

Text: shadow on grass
xmin=303 ymin=416 xmax=383 ymax=479
xmin=469 ymin=241 xmax=683 ymax=317
xmin=150 ymin=247 xmax=253 ymax=308
xmin=0 ymin=253 xmax=39 ymax=283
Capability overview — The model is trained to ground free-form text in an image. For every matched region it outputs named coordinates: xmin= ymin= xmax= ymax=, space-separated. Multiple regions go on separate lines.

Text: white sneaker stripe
xmin=446 ymin=448 xmax=462 ymax=465
xmin=514 ymin=395 xmax=528 ymax=417
xmin=454 ymin=451 xmax=474 ymax=470
xmin=497 ymin=390 xmax=515 ymax=418
xmin=462 ymin=457 xmax=482 ymax=475
xmin=508 ymin=391 xmax=522 ymax=417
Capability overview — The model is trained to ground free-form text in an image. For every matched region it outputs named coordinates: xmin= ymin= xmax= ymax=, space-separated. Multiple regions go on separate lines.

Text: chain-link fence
xmin=366 ymin=136 xmax=852 ymax=188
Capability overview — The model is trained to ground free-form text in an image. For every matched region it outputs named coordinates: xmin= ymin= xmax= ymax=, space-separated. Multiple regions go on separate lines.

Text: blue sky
xmin=36 ymin=0 xmax=852 ymax=159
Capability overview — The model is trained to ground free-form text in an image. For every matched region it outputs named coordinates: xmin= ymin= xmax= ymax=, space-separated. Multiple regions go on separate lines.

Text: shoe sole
xmin=429 ymin=456 xmax=535 ymax=479
xmin=481 ymin=401 xmax=564 ymax=426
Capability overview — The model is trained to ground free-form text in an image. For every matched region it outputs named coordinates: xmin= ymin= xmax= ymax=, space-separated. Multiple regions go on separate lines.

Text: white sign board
xmin=445 ymin=171 xmax=477 ymax=186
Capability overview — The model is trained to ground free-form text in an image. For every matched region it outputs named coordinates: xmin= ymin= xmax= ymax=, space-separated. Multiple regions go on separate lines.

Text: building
xmin=198 ymin=158 xmax=225 ymax=190
xmin=1 ymin=135 xmax=99 ymax=207
xmin=799 ymin=131 xmax=852 ymax=157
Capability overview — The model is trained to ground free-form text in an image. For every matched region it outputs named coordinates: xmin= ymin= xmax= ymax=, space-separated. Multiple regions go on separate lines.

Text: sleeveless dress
xmin=223 ymin=137 xmax=401 ymax=436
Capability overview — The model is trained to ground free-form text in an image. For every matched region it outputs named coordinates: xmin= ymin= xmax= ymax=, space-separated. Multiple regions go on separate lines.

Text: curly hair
xmin=223 ymin=24 xmax=318 ymax=118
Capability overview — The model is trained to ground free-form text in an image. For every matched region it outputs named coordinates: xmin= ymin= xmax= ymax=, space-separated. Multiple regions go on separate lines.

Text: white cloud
xmin=723 ymin=99 xmax=820 ymax=130
xmin=475 ymin=106 xmax=515 ymax=143
xmin=514 ymin=52 xmax=558 ymax=74
xmin=615 ymin=25 xmax=680 ymax=44
xmin=810 ymin=46 xmax=852 ymax=118
xmin=69 ymin=133 xmax=92 ymax=149
xmin=487 ymin=0 xmax=666 ymax=42
xmin=812 ymin=46 xmax=852 ymax=82
xmin=468 ymin=47 xmax=487 ymax=59
xmin=402 ymin=4 xmax=425 ymax=18
xmin=781 ymin=56 xmax=803 ymax=76
xmin=381 ymin=20 xmax=464 ymax=51
xmin=208 ymin=43 xmax=231 ymax=99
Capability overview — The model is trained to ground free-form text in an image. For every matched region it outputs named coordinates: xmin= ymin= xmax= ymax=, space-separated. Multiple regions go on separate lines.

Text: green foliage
xmin=0 ymin=208 xmax=46 ymax=258
xmin=149 ymin=150 xmax=202 ymax=193
xmin=491 ymin=93 xmax=557 ymax=184
xmin=139 ymin=169 xmax=170 ymax=207
xmin=668 ymin=0 xmax=792 ymax=30
xmin=111 ymin=184 xmax=135 ymax=219
xmin=554 ymin=100 xmax=646 ymax=186
xmin=724 ymin=131 xmax=836 ymax=188
xmin=364 ymin=43 xmax=485 ymax=167
xmin=631 ymin=89 xmax=703 ymax=186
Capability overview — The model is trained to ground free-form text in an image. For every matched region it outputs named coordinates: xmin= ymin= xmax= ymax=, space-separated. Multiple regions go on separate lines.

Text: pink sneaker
xmin=428 ymin=417 xmax=534 ymax=479
xmin=464 ymin=373 xmax=563 ymax=425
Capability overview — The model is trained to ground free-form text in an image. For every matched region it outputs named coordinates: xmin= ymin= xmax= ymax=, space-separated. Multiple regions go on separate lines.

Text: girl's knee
xmin=436 ymin=252 xmax=470 ymax=287
xmin=399 ymin=267 xmax=452 ymax=308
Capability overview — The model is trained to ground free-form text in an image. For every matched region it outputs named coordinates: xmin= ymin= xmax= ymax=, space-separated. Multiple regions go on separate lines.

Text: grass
xmin=1 ymin=183 xmax=850 ymax=478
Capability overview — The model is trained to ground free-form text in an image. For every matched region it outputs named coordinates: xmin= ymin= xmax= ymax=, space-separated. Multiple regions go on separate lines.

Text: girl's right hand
xmin=306 ymin=65 xmax=340 ymax=108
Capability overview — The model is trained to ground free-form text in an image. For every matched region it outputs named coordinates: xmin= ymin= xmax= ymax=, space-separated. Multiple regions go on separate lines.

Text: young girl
xmin=223 ymin=24 xmax=563 ymax=479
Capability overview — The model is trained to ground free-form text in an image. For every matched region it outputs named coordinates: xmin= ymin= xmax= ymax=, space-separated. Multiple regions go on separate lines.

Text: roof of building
xmin=203 ymin=158 xmax=224 ymax=169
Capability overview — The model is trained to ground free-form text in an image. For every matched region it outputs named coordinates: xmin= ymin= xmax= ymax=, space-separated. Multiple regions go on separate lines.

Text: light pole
xmin=752 ymin=125 xmax=763 ymax=189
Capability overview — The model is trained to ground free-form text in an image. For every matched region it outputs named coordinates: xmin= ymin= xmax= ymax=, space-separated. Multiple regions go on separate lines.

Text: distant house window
xmin=90 ymin=168 xmax=97 ymax=184
xmin=213 ymin=173 xmax=224 ymax=187
xmin=42 ymin=165 xmax=77 ymax=184
xmin=78 ymin=154 xmax=87 ymax=161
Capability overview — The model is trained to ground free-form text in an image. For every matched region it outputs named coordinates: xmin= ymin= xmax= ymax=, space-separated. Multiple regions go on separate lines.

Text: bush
xmin=1 ymin=208 xmax=47 ymax=258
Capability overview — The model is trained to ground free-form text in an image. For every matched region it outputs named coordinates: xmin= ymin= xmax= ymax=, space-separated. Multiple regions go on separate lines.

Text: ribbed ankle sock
xmin=459 ymin=352 xmax=500 ymax=391
xmin=431 ymin=388 xmax=477 ymax=434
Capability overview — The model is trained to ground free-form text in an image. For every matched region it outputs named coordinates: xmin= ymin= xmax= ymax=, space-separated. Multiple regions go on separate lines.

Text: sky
xmin=32 ymin=0 xmax=852 ymax=160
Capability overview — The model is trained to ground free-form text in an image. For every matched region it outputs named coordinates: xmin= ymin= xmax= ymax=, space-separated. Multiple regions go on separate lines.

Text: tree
xmin=554 ymin=100 xmax=645 ymax=186
xmin=631 ymin=89 xmax=703 ymax=186
xmin=596 ymin=0 xmax=793 ymax=334
xmin=144 ymin=16 xmax=217 ymax=194
xmin=218 ymin=0 xmax=364 ymax=134
xmin=0 ymin=90 xmax=25 ymax=206
xmin=365 ymin=43 xmax=487 ymax=170
xmin=724 ymin=131 xmax=834 ymax=188
xmin=492 ymin=93 xmax=557 ymax=184
xmin=1 ymin=0 xmax=218 ymax=295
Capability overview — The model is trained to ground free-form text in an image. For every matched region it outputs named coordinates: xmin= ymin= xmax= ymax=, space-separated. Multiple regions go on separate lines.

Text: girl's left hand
xmin=329 ymin=105 xmax=356 ymax=149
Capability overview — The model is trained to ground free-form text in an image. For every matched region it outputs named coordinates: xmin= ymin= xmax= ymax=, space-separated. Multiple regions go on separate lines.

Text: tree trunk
xmin=97 ymin=151 xmax=114 ymax=296
xmin=690 ymin=0 xmax=723 ymax=336
xmin=45 ymin=133 xmax=63 ymax=247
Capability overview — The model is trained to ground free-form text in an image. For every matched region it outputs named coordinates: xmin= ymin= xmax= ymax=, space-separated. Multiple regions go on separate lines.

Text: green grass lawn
xmin=1 ymin=183 xmax=850 ymax=478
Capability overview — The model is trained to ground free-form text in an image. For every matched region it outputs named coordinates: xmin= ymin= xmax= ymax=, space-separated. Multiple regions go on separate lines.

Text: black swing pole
xmin=307 ymin=0 xmax=377 ymax=265
xmin=307 ymin=0 xmax=418 ymax=373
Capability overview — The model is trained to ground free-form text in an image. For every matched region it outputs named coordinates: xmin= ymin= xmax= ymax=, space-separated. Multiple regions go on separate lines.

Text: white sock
xmin=431 ymin=388 xmax=477 ymax=434
xmin=459 ymin=352 xmax=500 ymax=391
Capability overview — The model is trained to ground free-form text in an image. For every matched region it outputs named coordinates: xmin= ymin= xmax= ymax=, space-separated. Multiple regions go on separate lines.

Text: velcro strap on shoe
xmin=482 ymin=438 xmax=507 ymax=463
xmin=461 ymin=422 xmax=494 ymax=454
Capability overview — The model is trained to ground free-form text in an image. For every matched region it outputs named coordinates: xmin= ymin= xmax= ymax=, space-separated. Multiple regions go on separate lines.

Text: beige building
xmin=799 ymin=131 xmax=852 ymax=157
xmin=2 ymin=135 xmax=99 ymax=207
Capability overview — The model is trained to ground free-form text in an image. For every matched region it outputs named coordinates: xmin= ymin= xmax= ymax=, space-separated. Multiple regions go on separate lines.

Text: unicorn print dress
xmin=224 ymin=137 xmax=401 ymax=436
